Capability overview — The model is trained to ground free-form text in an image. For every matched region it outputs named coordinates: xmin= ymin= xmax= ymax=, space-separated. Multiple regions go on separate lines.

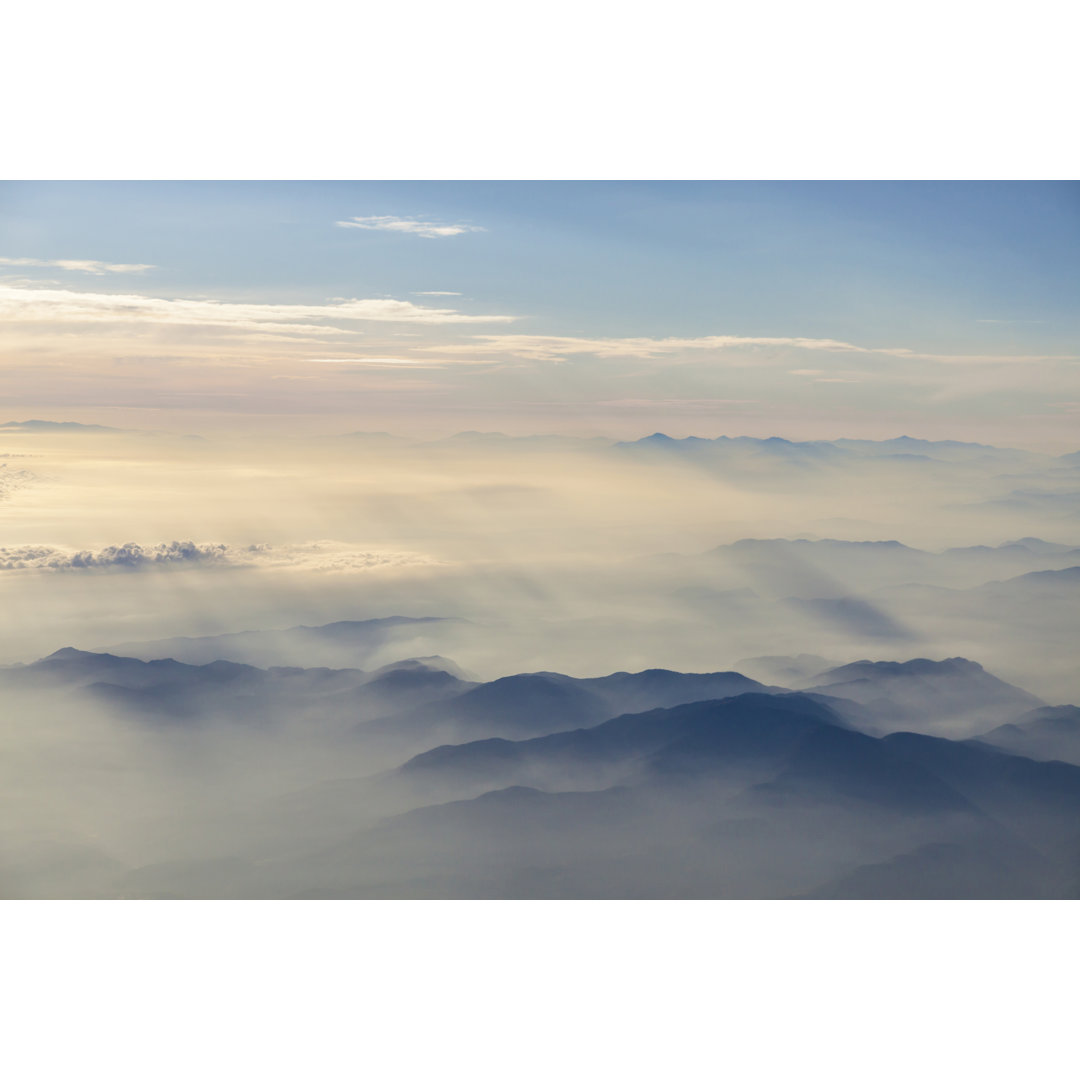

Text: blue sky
xmin=0 ymin=181 xmax=1077 ymax=444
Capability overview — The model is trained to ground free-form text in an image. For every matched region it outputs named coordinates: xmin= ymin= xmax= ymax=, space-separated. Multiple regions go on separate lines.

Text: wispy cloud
xmin=414 ymin=291 xmax=462 ymax=296
xmin=303 ymin=357 xmax=420 ymax=365
xmin=0 ymin=284 xmax=515 ymax=335
xmin=424 ymin=334 xmax=916 ymax=362
xmin=0 ymin=256 xmax=154 ymax=275
xmin=336 ymin=215 xmax=485 ymax=239
xmin=424 ymin=334 xmax=1078 ymax=367
xmin=596 ymin=398 xmax=756 ymax=409
xmin=791 ymin=368 xmax=863 ymax=383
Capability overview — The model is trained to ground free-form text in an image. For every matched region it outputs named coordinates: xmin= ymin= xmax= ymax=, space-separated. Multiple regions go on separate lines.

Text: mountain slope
xmin=806 ymin=657 xmax=1044 ymax=736
xmin=980 ymin=705 xmax=1080 ymax=765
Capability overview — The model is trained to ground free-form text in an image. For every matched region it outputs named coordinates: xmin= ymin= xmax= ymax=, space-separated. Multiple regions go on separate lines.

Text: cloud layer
xmin=0 ymin=284 xmax=515 ymax=335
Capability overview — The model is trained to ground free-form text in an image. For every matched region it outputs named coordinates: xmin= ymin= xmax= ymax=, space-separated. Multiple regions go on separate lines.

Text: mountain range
xmin=6 ymin=630 xmax=1080 ymax=899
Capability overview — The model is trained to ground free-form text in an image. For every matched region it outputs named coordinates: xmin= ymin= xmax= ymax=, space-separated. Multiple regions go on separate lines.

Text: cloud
xmin=243 ymin=541 xmax=437 ymax=573
xmin=336 ymin=216 xmax=485 ymax=239
xmin=0 ymin=540 xmax=436 ymax=574
xmin=301 ymin=356 xmax=493 ymax=368
xmin=0 ymin=284 xmax=515 ymax=335
xmin=596 ymin=398 xmax=756 ymax=409
xmin=0 ymin=463 xmax=37 ymax=501
xmin=422 ymin=333 xmax=1078 ymax=367
xmin=0 ymin=256 xmax=154 ymax=275
xmin=303 ymin=357 xmax=420 ymax=365
xmin=425 ymin=334 xmax=917 ymax=362
xmin=414 ymin=291 xmax=462 ymax=296
xmin=0 ymin=540 xmax=228 ymax=571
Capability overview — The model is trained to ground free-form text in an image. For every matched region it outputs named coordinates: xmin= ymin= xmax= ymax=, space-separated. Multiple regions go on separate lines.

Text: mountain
xmin=613 ymin=433 xmax=1050 ymax=469
xmin=652 ymin=536 xmax=1080 ymax=597
xmin=614 ymin=433 xmax=850 ymax=467
xmin=352 ymin=668 xmax=777 ymax=762
xmin=17 ymin=643 xmax=1080 ymax=899
xmin=979 ymin=565 xmax=1080 ymax=595
xmin=258 ymin=692 xmax=1080 ymax=899
xmin=1002 ymin=536 xmax=1079 ymax=555
xmin=3 ymin=643 xmax=780 ymax=764
xmin=388 ymin=692 xmax=837 ymax=805
xmin=803 ymin=836 xmax=1057 ymax=899
xmin=833 ymin=436 xmax=1048 ymax=466
xmin=0 ymin=647 xmax=473 ymax=729
xmin=0 ymin=419 xmax=120 ymax=433
xmin=103 ymin=616 xmax=464 ymax=667
xmin=980 ymin=706 xmax=1080 ymax=765
xmin=806 ymin=657 xmax=1044 ymax=736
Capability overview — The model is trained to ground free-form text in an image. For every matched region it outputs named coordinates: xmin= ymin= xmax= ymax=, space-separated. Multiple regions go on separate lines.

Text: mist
xmin=1 ymin=423 xmax=1079 ymax=898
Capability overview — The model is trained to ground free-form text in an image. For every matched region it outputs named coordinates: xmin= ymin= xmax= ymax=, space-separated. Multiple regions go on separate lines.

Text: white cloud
xmin=424 ymin=334 xmax=912 ymax=362
xmin=336 ymin=215 xmax=485 ymax=239
xmin=423 ymin=334 xmax=1077 ymax=367
xmin=0 ymin=256 xmax=154 ymax=275
xmin=0 ymin=540 xmax=228 ymax=571
xmin=0 ymin=284 xmax=515 ymax=335
xmin=242 ymin=541 xmax=438 ymax=573
xmin=414 ymin=291 xmax=462 ymax=296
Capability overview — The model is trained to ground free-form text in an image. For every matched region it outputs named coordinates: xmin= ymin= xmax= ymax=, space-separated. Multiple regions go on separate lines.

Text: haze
xmin=2 ymin=182 xmax=1079 ymax=898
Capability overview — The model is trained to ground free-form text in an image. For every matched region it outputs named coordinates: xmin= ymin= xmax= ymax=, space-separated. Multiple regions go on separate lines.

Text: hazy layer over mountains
xmin=4 ymin=635 xmax=1080 ymax=899
xmin=1 ymin=422 xmax=1079 ymax=898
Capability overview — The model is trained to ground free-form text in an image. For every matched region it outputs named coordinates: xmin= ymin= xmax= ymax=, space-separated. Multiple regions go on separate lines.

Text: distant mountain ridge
xmin=613 ymin=432 xmax=1055 ymax=466
xmin=0 ymin=419 xmax=121 ymax=432
xmin=981 ymin=706 xmax=1080 ymax=765
xmin=103 ymin=615 xmax=465 ymax=668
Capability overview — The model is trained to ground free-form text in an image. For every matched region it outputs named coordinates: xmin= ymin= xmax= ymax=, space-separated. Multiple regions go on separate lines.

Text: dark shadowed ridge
xmin=392 ymin=692 xmax=841 ymax=797
xmin=354 ymin=668 xmax=781 ymax=757
xmin=338 ymin=696 xmax=1080 ymax=898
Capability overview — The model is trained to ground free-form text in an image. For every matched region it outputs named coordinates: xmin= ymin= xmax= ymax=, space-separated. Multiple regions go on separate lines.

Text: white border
xmin=6 ymin=901 xmax=1077 ymax=1079
xmin=2 ymin=0 xmax=1077 ymax=179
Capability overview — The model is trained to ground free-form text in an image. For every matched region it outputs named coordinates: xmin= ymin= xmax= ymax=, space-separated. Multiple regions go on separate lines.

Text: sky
xmin=1 ymin=181 xmax=1078 ymax=447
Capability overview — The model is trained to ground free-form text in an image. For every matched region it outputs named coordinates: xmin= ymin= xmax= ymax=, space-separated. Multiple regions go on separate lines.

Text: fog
xmin=2 ymin=424 xmax=1080 ymax=897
